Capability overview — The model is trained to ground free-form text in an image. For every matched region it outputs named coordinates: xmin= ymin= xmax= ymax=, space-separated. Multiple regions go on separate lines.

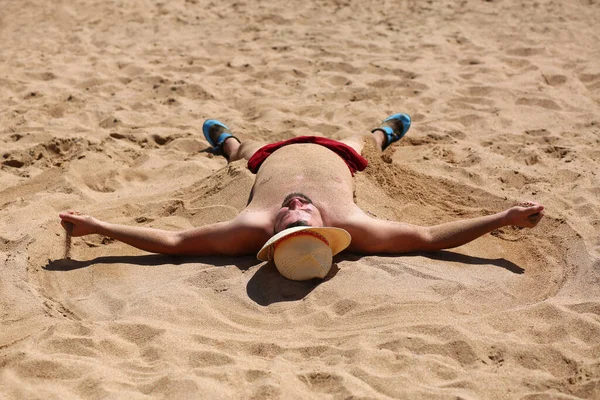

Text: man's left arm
xmin=343 ymin=203 xmax=544 ymax=254
xmin=59 ymin=209 xmax=271 ymax=256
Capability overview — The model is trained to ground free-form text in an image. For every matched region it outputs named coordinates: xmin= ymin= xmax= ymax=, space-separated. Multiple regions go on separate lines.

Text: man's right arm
xmin=340 ymin=203 xmax=544 ymax=254
xmin=59 ymin=211 xmax=271 ymax=256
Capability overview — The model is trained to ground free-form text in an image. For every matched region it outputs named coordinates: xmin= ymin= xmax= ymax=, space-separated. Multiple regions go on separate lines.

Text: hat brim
xmin=257 ymin=226 xmax=351 ymax=261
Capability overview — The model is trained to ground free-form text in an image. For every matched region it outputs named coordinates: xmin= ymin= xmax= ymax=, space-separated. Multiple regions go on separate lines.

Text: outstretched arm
xmin=343 ymin=202 xmax=544 ymax=254
xmin=59 ymin=210 xmax=271 ymax=256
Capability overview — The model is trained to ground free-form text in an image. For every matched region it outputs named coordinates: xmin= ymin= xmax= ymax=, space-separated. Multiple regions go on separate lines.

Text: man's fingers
xmin=527 ymin=210 xmax=544 ymax=227
xmin=527 ymin=207 xmax=543 ymax=217
xmin=59 ymin=213 xmax=75 ymax=223
xmin=527 ymin=206 xmax=544 ymax=217
xmin=518 ymin=202 xmax=544 ymax=216
xmin=60 ymin=211 xmax=82 ymax=222
xmin=518 ymin=201 xmax=543 ymax=210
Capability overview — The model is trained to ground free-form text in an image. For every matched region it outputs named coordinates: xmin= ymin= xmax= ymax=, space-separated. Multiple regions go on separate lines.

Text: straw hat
xmin=257 ymin=226 xmax=352 ymax=281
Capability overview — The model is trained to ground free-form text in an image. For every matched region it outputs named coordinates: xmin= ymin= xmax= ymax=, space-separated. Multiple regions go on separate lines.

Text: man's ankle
xmin=372 ymin=130 xmax=386 ymax=151
xmin=222 ymin=137 xmax=240 ymax=160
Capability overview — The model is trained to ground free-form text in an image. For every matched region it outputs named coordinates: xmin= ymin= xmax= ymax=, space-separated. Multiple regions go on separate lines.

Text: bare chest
xmin=247 ymin=144 xmax=357 ymax=221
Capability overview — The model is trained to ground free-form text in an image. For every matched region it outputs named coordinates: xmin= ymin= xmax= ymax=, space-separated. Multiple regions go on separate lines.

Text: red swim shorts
xmin=247 ymin=136 xmax=368 ymax=176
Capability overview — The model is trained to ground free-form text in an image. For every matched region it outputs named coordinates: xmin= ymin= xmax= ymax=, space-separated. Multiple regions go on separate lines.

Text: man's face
xmin=273 ymin=193 xmax=324 ymax=234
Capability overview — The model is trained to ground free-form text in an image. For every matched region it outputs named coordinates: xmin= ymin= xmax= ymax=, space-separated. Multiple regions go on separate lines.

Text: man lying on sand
xmin=59 ymin=113 xmax=544 ymax=280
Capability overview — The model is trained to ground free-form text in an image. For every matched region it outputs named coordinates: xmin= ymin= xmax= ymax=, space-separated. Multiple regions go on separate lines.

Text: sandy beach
xmin=1 ymin=0 xmax=599 ymax=398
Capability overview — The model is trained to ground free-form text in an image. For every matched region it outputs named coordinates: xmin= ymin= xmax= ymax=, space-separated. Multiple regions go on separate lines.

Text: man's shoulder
xmin=325 ymin=204 xmax=368 ymax=228
xmin=233 ymin=208 xmax=273 ymax=231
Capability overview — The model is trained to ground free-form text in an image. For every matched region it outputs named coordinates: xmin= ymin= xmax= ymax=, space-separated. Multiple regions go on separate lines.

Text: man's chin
xmin=275 ymin=219 xmax=311 ymax=234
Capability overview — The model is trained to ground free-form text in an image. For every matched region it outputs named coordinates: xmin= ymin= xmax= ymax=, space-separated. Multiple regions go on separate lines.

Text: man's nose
xmin=288 ymin=198 xmax=302 ymax=209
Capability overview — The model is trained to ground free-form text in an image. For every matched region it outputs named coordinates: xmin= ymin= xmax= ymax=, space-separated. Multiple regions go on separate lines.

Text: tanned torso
xmin=244 ymin=143 xmax=362 ymax=229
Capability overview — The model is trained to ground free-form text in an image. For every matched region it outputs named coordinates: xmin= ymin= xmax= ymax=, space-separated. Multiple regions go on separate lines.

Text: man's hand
xmin=59 ymin=211 xmax=101 ymax=237
xmin=504 ymin=202 xmax=545 ymax=228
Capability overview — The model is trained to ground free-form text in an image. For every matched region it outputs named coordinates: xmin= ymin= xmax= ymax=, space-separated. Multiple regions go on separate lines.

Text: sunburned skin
xmin=245 ymin=143 xmax=361 ymax=235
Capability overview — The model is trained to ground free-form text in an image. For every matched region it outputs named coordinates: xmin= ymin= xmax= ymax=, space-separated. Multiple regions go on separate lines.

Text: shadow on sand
xmin=43 ymin=249 xmax=522 ymax=306
xmin=44 ymin=254 xmax=261 ymax=272
xmin=245 ymin=261 xmax=340 ymax=306
xmin=339 ymin=250 xmax=524 ymax=274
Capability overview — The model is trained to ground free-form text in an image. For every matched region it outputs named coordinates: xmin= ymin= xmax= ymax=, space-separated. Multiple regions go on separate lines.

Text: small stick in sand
xmin=64 ymin=221 xmax=73 ymax=259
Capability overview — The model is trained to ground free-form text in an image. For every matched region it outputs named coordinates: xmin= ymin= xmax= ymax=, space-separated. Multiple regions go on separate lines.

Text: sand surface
xmin=2 ymin=0 xmax=600 ymax=398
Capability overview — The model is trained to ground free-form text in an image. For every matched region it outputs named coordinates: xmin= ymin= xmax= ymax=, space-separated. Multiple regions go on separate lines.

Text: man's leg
xmin=339 ymin=132 xmax=385 ymax=155
xmin=203 ymin=119 xmax=265 ymax=162
xmin=222 ymin=138 xmax=264 ymax=162
xmin=341 ymin=113 xmax=411 ymax=155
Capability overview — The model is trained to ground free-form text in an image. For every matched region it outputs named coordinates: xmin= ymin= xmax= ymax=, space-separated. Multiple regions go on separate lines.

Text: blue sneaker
xmin=202 ymin=119 xmax=239 ymax=158
xmin=371 ymin=113 xmax=411 ymax=150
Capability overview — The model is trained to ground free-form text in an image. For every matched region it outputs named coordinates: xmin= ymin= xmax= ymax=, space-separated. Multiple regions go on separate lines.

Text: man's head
xmin=273 ymin=192 xmax=324 ymax=234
